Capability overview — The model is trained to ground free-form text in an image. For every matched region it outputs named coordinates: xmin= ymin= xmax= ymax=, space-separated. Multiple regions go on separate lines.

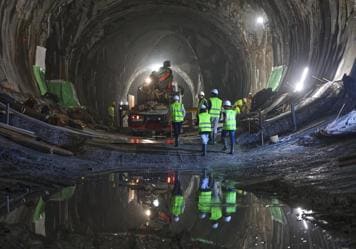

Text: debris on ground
xmin=317 ymin=110 xmax=356 ymax=136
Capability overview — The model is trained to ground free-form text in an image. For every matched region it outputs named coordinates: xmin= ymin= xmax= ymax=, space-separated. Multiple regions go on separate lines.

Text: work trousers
xmin=172 ymin=122 xmax=183 ymax=138
xmin=210 ymin=117 xmax=219 ymax=137
xmin=200 ymin=133 xmax=210 ymax=145
xmin=222 ymin=130 xmax=236 ymax=147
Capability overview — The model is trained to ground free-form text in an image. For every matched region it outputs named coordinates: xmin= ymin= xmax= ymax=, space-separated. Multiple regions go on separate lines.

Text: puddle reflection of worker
xmin=210 ymin=180 xmax=223 ymax=229
xmin=222 ymin=181 xmax=237 ymax=223
xmin=170 ymin=173 xmax=185 ymax=222
xmin=198 ymin=170 xmax=212 ymax=219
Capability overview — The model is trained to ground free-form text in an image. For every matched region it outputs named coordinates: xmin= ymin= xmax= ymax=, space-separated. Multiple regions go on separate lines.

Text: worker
xmin=221 ymin=100 xmax=237 ymax=154
xmin=222 ymin=181 xmax=237 ymax=223
xmin=170 ymin=95 xmax=186 ymax=147
xmin=233 ymin=99 xmax=244 ymax=114
xmin=198 ymin=169 xmax=212 ymax=219
xmin=208 ymin=89 xmax=222 ymax=144
xmin=107 ymin=101 xmax=116 ymax=128
xmin=170 ymin=173 xmax=185 ymax=222
xmin=210 ymin=180 xmax=223 ymax=229
xmin=197 ymin=104 xmax=212 ymax=156
xmin=197 ymin=91 xmax=209 ymax=112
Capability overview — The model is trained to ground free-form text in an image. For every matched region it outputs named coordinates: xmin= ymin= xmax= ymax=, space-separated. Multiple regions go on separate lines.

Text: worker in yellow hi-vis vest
xmin=170 ymin=95 xmax=186 ymax=147
xmin=170 ymin=172 xmax=185 ymax=222
xmin=107 ymin=101 xmax=116 ymax=128
xmin=208 ymin=89 xmax=222 ymax=145
xmin=221 ymin=100 xmax=237 ymax=154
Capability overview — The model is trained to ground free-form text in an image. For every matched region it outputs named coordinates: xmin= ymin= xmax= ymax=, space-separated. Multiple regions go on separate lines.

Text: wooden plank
xmin=0 ymin=122 xmax=36 ymax=138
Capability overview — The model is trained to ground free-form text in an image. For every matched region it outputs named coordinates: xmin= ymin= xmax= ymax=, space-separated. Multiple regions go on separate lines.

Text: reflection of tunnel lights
xmin=149 ymin=64 xmax=161 ymax=71
xmin=145 ymin=209 xmax=151 ymax=217
xmin=145 ymin=77 xmax=152 ymax=84
xmin=294 ymin=67 xmax=309 ymax=92
xmin=256 ymin=16 xmax=265 ymax=25
xmin=153 ymin=199 xmax=159 ymax=207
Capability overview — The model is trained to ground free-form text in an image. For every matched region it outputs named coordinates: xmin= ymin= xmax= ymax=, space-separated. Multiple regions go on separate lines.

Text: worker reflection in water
xmin=107 ymin=101 xmax=116 ymax=128
xmin=222 ymin=181 xmax=237 ymax=223
xmin=170 ymin=173 xmax=185 ymax=222
xmin=197 ymin=104 xmax=211 ymax=156
xmin=170 ymin=95 xmax=186 ymax=147
xmin=208 ymin=89 xmax=222 ymax=145
xmin=221 ymin=100 xmax=237 ymax=154
xmin=198 ymin=170 xmax=212 ymax=219
xmin=210 ymin=180 xmax=223 ymax=229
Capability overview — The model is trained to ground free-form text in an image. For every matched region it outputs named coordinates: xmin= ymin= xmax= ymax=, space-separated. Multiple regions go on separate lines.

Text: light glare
xmin=256 ymin=16 xmax=265 ymax=25
xmin=294 ymin=67 xmax=309 ymax=92
xmin=145 ymin=209 xmax=151 ymax=217
xmin=149 ymin=64 xmax=161 ymax=72
xmin=145 ymin=77 xmax=152 ymax=84
xmin=153 ymin=199 xmax=159 ymax=207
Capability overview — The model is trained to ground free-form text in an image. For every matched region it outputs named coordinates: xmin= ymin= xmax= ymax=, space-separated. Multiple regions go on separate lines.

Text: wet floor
xmin=0 ymin=170 xmax=352 ymax=249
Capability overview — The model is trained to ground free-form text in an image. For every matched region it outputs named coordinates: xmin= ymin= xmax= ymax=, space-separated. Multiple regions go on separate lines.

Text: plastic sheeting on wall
xmin=266 ymin=66 xmax=286 ymax=92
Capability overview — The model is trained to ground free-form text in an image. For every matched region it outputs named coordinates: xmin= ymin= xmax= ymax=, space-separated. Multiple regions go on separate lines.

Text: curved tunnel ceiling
xmin=0 ymin=0 xmax=355 ymax=116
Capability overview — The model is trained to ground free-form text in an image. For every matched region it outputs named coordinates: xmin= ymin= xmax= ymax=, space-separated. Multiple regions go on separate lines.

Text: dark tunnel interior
xmin=1 ymin=1 xmax=356 ymax=248
xmin=1 ymin=0 xmax=354 ymax=117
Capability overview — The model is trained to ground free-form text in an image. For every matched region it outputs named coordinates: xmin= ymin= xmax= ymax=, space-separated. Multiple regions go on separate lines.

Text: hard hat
xmin=199 ymin=91 xmax=205 ymax=97
xmin=211 ymin=89 xmax=219 ymax=95
xmin=163 ymin=60 xmax=171 ymax=67
xmin=235 ymin=99 xmax=244 ymax=107
xmin=199 ymin=213 xmax=207 ymax=219
xmin=223 ymin=100 xmax=232 ymax=107
xmin=224 ymin=216 xmax=232 ymax=223
xmin=173 ymin=216 xmax=180 ymax=222
xmin=173 ymin=95 xmax=180 ymax=101
xmin=200 ymin=104 xmax=207 ymax=110
xmin=212 ymin=222 xmax=219 ymax=229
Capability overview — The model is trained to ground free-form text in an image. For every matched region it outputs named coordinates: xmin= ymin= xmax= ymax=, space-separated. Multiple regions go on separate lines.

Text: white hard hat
xmin=224 ymin=216 xmax=232 ymax=223
xmin=173 ymin=95 xmax=180 ymax=101
xmin=200 ymin=104 xmax=207 ymax=110
xmin=173 ymin=216 xmax=180 ymax=222
xmin=212 ymin=222 xmax=219 ymax=229
xmin=199 ymin=91 xmax=205 ymax=96
xmin=199 ymin=213 xmax=207 ymax=219
xmin=223 ymin=100 xmax=232 ymax=107
xmin=211 ymin=89 xmax=219 ymax=95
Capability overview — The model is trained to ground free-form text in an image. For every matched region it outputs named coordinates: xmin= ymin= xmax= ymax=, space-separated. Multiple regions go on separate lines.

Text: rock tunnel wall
xmin=0 ymin=0 xmax=355 ymax=116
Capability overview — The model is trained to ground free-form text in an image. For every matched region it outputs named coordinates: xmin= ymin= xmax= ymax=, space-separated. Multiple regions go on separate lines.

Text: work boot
xmin=222 ymin=138 xmax=228 ymax=152
xmin=229 ymin=144 xmax=234 ymax=155
xmin=175 ymin=137 xmax=179 ymax=147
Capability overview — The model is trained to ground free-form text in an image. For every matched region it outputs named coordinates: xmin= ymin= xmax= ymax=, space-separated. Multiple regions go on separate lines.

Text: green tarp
xmin=269 ymin=198 xmax=284 ymax=224
xmin=33 ymin=65 xmax=47 ymax=95
xmin=266 ymin=65 xmax=286 ymax=91
xmin=47 ymin=80 xmax=80 ymax=108
xmin=32 ymin=197 xmax=45 ymax=222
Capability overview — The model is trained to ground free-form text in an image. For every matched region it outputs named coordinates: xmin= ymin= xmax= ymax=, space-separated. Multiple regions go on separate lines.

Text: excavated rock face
xmin=0 ymin=0 xmax=355 ymax=116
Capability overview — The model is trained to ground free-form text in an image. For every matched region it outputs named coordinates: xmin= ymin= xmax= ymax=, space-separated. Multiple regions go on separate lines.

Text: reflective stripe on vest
xmin=171 ymin=195 xmax=184 ymax=216
xmin=198 ymin=112 xmax=212 ymax=133
xmin=223 ymin=109 xmax=236 ymax=131
xmin=209 ymin=97 xmax=222 ymax=118
xmin=198 ymin=191 xmax=212 ymax=213
xmin=209 ymin=197 xmax=222 ymax=221
xmin=170 ymin=102 xmax=184 ymax=122
xmin=225 ymin=191 xmax=237 ymax=214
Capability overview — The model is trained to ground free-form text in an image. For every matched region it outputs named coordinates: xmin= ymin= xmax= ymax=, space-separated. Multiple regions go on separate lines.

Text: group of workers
xmin=170 ymin=171 xmax=240 ymax=229
xmin=170 ymin=89 xmax=251 ymax=156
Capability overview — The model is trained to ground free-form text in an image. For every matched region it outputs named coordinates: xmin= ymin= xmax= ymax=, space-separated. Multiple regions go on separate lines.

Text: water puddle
xmin=0 ymin=170 xmax=349 ymax=249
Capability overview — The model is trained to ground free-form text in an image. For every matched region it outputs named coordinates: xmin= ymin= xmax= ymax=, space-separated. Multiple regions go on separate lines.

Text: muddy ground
xmin=0 ymin=121 xmax=356 ymax=247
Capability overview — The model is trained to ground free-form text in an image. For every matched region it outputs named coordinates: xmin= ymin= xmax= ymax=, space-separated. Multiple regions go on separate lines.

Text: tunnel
xmin=0 ymin=0 xmax=356 ymax=248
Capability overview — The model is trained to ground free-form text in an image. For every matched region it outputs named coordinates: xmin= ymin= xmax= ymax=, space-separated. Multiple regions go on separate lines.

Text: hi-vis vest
xmin=209 ymin=197 xmax=222 ymax=221
xmin=209 ymin=97 xmax=222 ymax=118
xmin=171 ymin=195 xmax=184 ymax=216
xmin=170 ymin=102 xmax=184 ymax=122
xmin=223 ymin=109 xmax=237 ymax=131
xmin=225 ymin=191 xmax=237 ymax=214
xmin=198 ymin=191 xmax=212 ymax=213
xmin=198 ymin=112 xmax=212 ymax=133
